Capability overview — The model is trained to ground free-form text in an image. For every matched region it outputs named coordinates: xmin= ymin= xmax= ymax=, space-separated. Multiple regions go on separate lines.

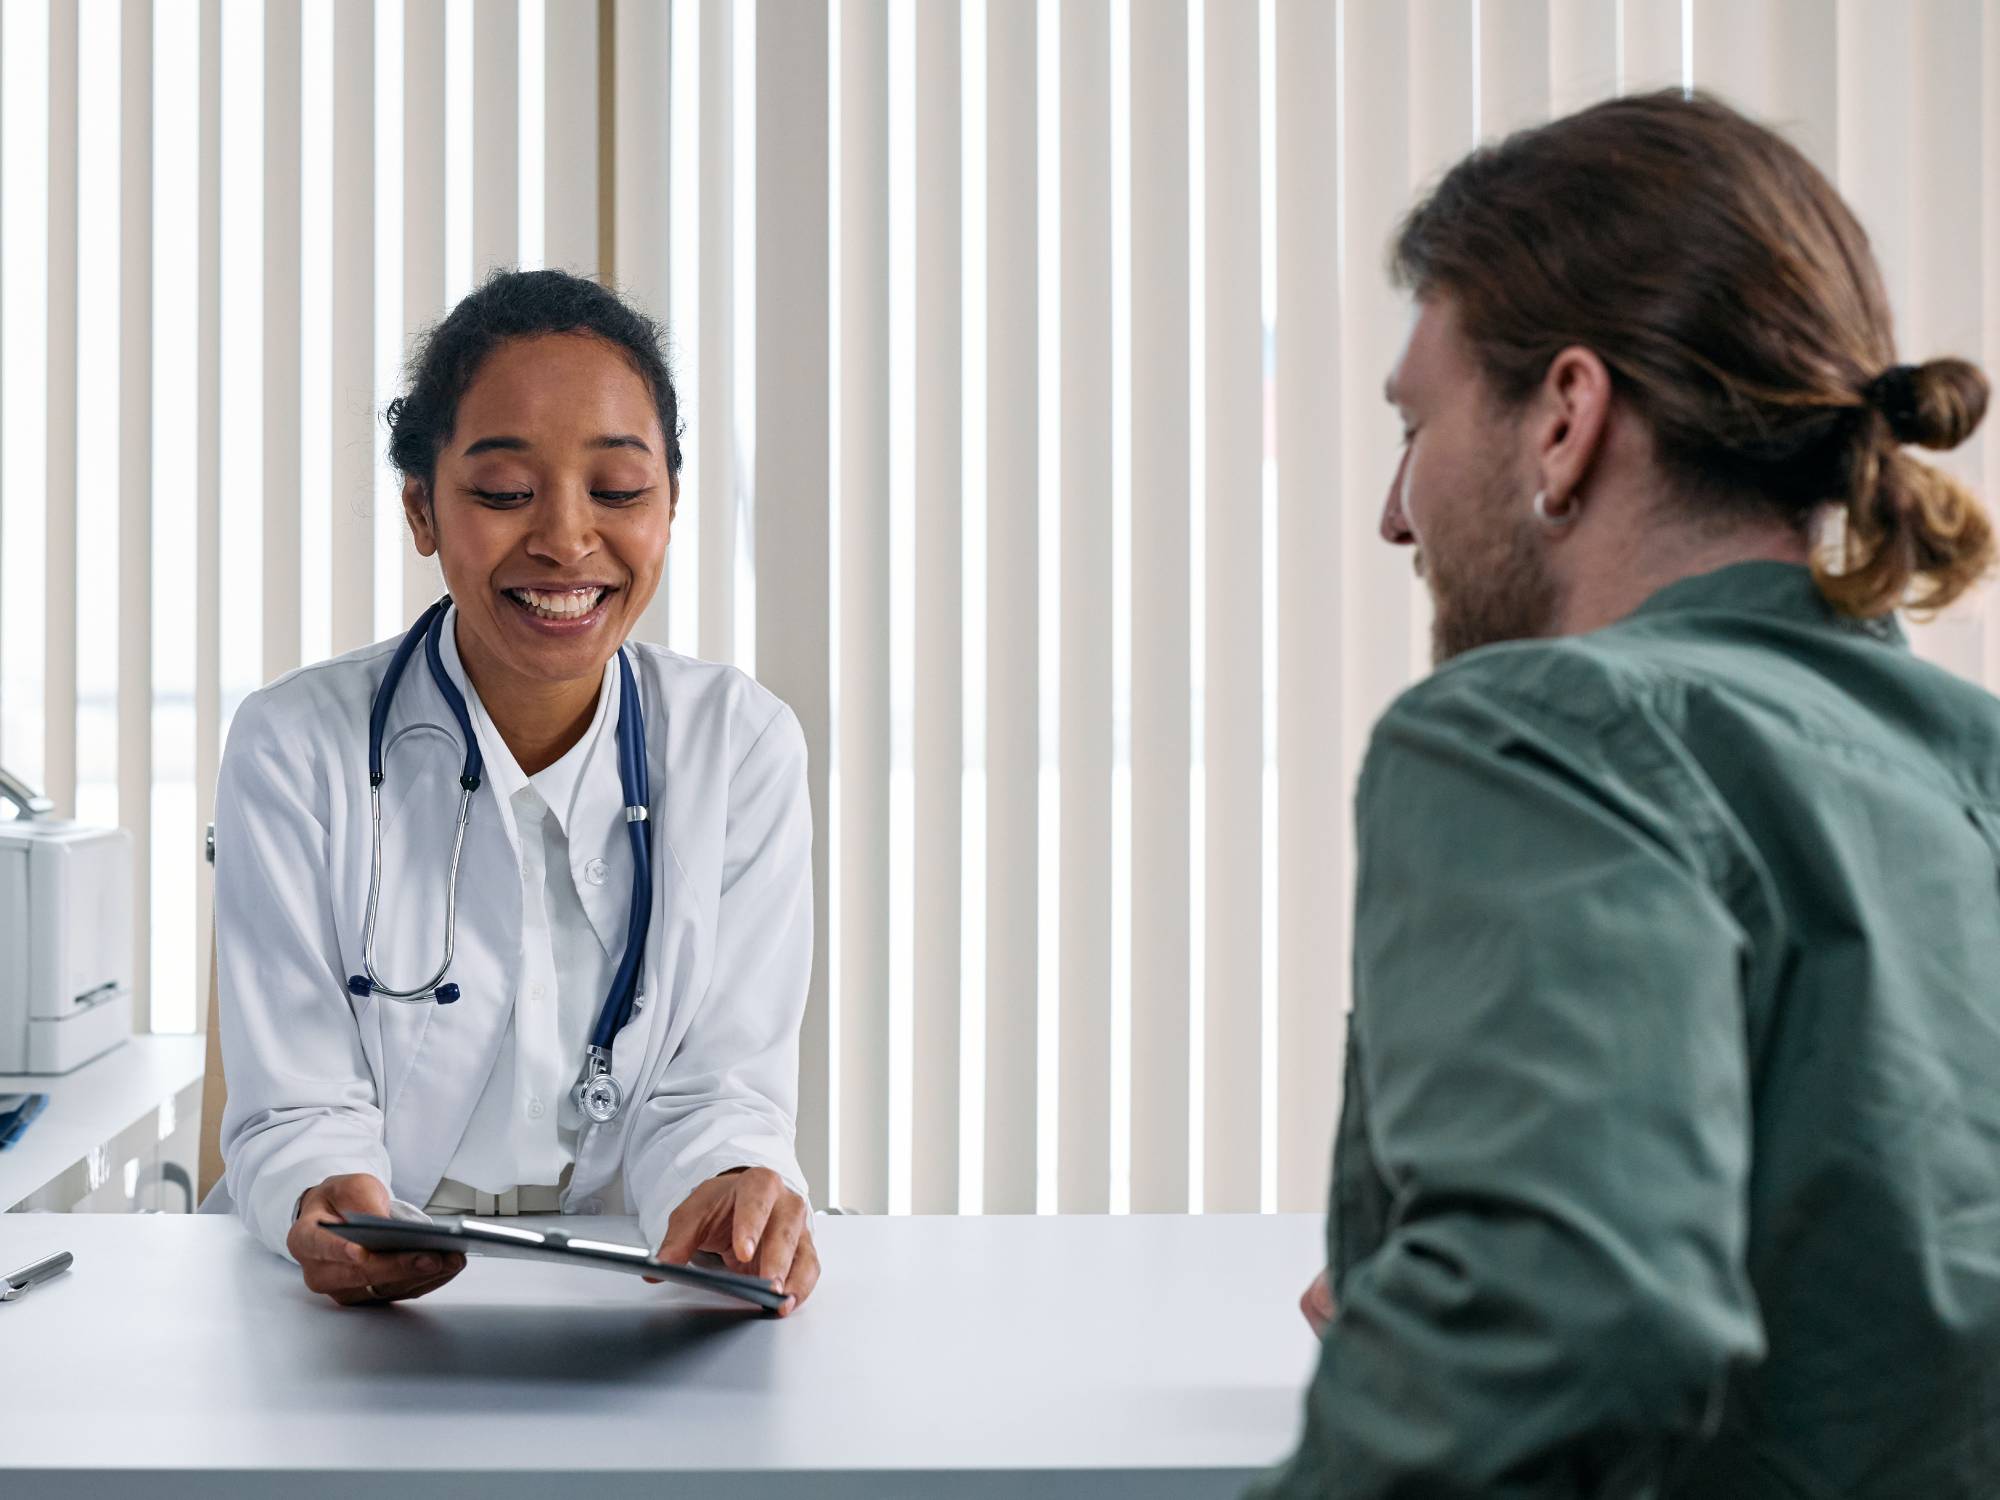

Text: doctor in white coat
xmin=212 ymin=270 xmax=819 ymax=1311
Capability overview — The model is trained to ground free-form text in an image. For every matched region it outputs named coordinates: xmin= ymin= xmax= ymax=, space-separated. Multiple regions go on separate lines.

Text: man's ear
xmin=1536 ymin=344 xmax=1614 ymax=505
xmin=402 ymin=475 xmax=439 ymax=558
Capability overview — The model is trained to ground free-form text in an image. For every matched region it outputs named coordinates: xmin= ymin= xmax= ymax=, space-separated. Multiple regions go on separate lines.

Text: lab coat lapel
xmin=568 ymin=664 xmax=634 ymax=961
xmin=572 ymin=661 xmax=699 ymax=1198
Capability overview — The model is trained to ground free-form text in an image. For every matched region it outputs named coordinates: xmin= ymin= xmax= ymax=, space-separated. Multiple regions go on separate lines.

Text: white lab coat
xmin=207 ymin=616 xmax=814 ymax=1260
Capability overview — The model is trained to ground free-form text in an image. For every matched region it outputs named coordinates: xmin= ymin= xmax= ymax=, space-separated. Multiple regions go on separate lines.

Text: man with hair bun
xmin=1256 ymin=90 xmax=1999 ymax=1499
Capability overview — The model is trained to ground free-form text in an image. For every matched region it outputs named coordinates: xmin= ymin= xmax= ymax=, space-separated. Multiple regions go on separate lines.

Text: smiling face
xmin=1381 ymin=295 xmax=1560 ymax=664
xmin=403 ymin=331 xmax=675 ymax=703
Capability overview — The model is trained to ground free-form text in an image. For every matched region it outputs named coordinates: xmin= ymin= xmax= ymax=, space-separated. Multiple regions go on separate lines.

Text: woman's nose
xmin=526 ymin=486 xmax=598 ymax=563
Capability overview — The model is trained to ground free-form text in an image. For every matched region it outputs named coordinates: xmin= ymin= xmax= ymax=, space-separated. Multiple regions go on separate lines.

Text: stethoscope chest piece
xmin=578 ymin=1071 xmax=623 ymax=1125
xmin=574 ymin=1045 xmax=624 ymax=1124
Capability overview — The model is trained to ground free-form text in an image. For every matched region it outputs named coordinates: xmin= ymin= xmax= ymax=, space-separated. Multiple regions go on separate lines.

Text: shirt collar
xmin=438 ymin=606 xmax=622 ymax=837
xmin=1625 ymin=561 xmax=1907 ymax=648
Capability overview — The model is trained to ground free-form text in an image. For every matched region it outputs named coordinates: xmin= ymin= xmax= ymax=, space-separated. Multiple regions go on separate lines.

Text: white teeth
xmin=509 ymin=587 xmax=608 ymax=620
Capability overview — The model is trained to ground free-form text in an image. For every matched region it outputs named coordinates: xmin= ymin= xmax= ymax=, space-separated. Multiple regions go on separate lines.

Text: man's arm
xmin=1256 ymin=676 xmax=1765 ymax=1498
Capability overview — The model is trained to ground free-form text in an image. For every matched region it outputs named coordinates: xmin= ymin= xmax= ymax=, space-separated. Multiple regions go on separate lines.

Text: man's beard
xmin=1422 ymin=472 xmax=1561 ymax=665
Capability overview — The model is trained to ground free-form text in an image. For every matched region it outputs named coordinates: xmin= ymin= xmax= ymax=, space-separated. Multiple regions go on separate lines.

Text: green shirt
xmin=1255 ymin=562 xmax=2000 ymax=1499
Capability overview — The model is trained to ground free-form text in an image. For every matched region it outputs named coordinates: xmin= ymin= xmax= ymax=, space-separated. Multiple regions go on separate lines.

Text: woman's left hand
xmin=656 ymin=1166 xmax=820 ymax=1316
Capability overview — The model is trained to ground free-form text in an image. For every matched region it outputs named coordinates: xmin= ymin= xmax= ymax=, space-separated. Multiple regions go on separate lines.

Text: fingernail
xmin=416 ymin=1254 xmax=441 ymax=1273
xmin=739 ymin=1237 xmax=757 ymax=1260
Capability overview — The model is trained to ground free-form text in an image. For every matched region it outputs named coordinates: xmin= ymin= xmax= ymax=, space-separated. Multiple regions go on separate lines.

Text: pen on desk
xmin=0 ymin=1251 xmax=74 ymax=1302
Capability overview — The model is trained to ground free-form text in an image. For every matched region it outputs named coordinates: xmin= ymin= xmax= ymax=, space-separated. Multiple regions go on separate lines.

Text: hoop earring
xmin=1532 ymin=489 xmax=1578 ymax=530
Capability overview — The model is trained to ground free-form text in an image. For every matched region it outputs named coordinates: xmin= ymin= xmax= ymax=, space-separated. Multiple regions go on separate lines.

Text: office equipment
xmin=342 ymin=597 xmax=652 ymax=1125
xmin=0 ymin=1092 xmax=49 ymax=1150
xmin=0 ymin=769 xmax=133 ymax=1074
xmin=0 ymin=1249 xmax=73 ymax=1302
xmin=0 ymin=1211 xmax=1320 ymax=1497
xmin=321 ymin=1213 xmax=789 ymax=1312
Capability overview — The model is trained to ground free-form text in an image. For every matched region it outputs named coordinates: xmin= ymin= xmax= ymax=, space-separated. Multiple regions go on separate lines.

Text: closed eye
xmin=593 ymin=488 xmax=652 ymax=504
xmin=469 ymin=487 xmax=532 ymax=506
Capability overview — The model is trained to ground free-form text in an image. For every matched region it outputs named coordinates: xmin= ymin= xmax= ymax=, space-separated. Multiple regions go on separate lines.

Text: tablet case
xmin=321 ymin=1213 xmax=790 ymax=1313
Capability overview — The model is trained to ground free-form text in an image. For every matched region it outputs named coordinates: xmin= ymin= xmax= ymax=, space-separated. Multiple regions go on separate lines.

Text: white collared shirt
xmin=439 ymin=654 xmax=620 ymax=1192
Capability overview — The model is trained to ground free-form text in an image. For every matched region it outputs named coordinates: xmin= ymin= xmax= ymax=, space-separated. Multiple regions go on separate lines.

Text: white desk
xmin=0 ymin=1210 xmax=1321 ymax=1498
xmin=0 ymin=1034 xmax=207 ymax=1212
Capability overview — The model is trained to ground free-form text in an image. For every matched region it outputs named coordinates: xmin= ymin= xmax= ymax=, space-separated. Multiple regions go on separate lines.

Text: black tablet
xmin=320 ymin=1214 xmax=789 ymax=1313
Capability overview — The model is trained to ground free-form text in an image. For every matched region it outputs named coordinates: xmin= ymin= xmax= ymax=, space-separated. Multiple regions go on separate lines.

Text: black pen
xmin=0 ymin=1251 xmax=74 ymax=1302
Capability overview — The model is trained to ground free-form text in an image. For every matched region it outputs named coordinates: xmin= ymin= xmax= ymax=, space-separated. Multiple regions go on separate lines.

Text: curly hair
xmin=385 ymin=268 xmax=685 ymax=490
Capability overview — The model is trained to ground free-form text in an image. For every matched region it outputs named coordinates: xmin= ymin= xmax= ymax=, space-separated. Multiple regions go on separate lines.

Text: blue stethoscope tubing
xmin=345 ymin=595 xmax=653 ymax=1123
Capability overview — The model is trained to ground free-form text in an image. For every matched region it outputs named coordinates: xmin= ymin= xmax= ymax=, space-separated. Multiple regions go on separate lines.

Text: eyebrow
xmin=460 ymin=433 xmax=653 ymax=457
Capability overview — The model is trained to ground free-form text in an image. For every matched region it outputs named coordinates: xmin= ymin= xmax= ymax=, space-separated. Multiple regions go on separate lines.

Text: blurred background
xmin=1 ymin=0 xmax=1996 ymax=1218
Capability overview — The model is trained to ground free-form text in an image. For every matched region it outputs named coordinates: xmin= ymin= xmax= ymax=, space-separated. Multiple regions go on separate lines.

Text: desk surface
xmin=0 ymin=1210 xmax=1322 ymax=1499
xmin=0 ymin=1033 xmax=206 ymax=1210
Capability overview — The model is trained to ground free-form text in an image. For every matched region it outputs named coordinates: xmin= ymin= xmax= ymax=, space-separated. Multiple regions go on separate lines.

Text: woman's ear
xmin=402 ymin=476 xmax=439 ymax=558
xmin=1536 ymin=344 xmax=1614 ymax=504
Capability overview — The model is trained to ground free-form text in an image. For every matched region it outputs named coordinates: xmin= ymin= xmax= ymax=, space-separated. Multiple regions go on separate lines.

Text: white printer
xmin=0 ymin=768 xmax=133 ymax=1074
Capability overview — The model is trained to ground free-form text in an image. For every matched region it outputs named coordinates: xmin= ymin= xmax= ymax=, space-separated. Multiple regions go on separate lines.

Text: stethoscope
xmin=344 ymin=596 xmax=653 ymax=1125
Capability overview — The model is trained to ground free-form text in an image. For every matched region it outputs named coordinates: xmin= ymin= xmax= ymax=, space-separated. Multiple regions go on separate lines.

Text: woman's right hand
xmin=286 ymin=1173 xmax=466 ymax=1307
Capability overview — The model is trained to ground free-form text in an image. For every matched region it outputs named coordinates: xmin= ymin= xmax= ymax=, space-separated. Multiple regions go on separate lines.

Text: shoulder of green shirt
xmin=1359 ymin=631 xmax=1758 ymax=893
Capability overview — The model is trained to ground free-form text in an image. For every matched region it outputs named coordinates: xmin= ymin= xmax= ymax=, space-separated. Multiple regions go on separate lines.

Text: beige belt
xmin=427 ymin=1173 xmax=565 ymax=1217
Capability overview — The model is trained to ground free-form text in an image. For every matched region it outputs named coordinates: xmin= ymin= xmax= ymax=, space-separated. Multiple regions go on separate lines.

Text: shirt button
xmin=584 ymin=857 xmax=609 ymax=886
xmin=529 ymin=983 xmax=546 ymax=1003
xmin=527 ymin=1098 xmax=545 ymax=1120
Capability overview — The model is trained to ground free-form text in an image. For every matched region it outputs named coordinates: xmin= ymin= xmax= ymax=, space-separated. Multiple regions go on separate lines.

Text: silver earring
xmin=1532 ymin=489 xmax=1578 ymax=529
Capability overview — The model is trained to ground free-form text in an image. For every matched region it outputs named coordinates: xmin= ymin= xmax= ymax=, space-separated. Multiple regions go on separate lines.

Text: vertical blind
xmin=1 ymin=0 xmax=1996 ymax=1216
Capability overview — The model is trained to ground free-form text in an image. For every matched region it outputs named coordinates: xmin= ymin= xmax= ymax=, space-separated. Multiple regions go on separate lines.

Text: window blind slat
xmin=1986 ymin=0 xmax=1999 ymax=657
xmin=473 ymin=0 xmax=518 ymax=279
xmin=756 ymin=0 xmax=833 ymax=1204
xmin=543 ymin=0 xmax=598 ymax=278
xmin=120 ymin=0 xmax=154 ymax=1029
xmin=912 ymin=0 xmax=965 ymax=1216
xmin=1691 ymin=0 xmax=1772 ymax=115
xmin=1901 ymin=1 xmax=1988 ymax=679
xmin=613 ymin=0 xmax=672 ymax=646
xmin=1128 ymin=0 xmax=1191 ymax=1216
xmin=1058 ymin=0 xmax=1114 ymax=1216
xmin=1478 ymin=0 xmax=1551 ymax=136
xmin=1619 ymin=0 xmax=1685 ymax=94
xmin=403 ymin=0 xmax=446 ymax=623
xmin=1273 ymin=0 xmax=1343 ymax=1213
xmin=263 ymin=0 xmax=302 ymax=681
xmin=330 ymin=0 xmax=374 ymax=658
xmin=696 ymin=0 xmax=736 ymax=663
xmin=45 ymin=0 xmax=80 ymax=813
xmin=838 ymin=0 xmax=892 ymax=1216
xmin=1340 ymin=0 xmax=1414 ymax=772
xmin=1550 ymin=0 xmax=1618 ymax=115
xmin=982 ymin=0 xmax=1041 ymax=1216
xmin=195 ymin=0 xmax=222 ymax=1032
xmin=1199 ymin=0 xmax=1262 ymax=1216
